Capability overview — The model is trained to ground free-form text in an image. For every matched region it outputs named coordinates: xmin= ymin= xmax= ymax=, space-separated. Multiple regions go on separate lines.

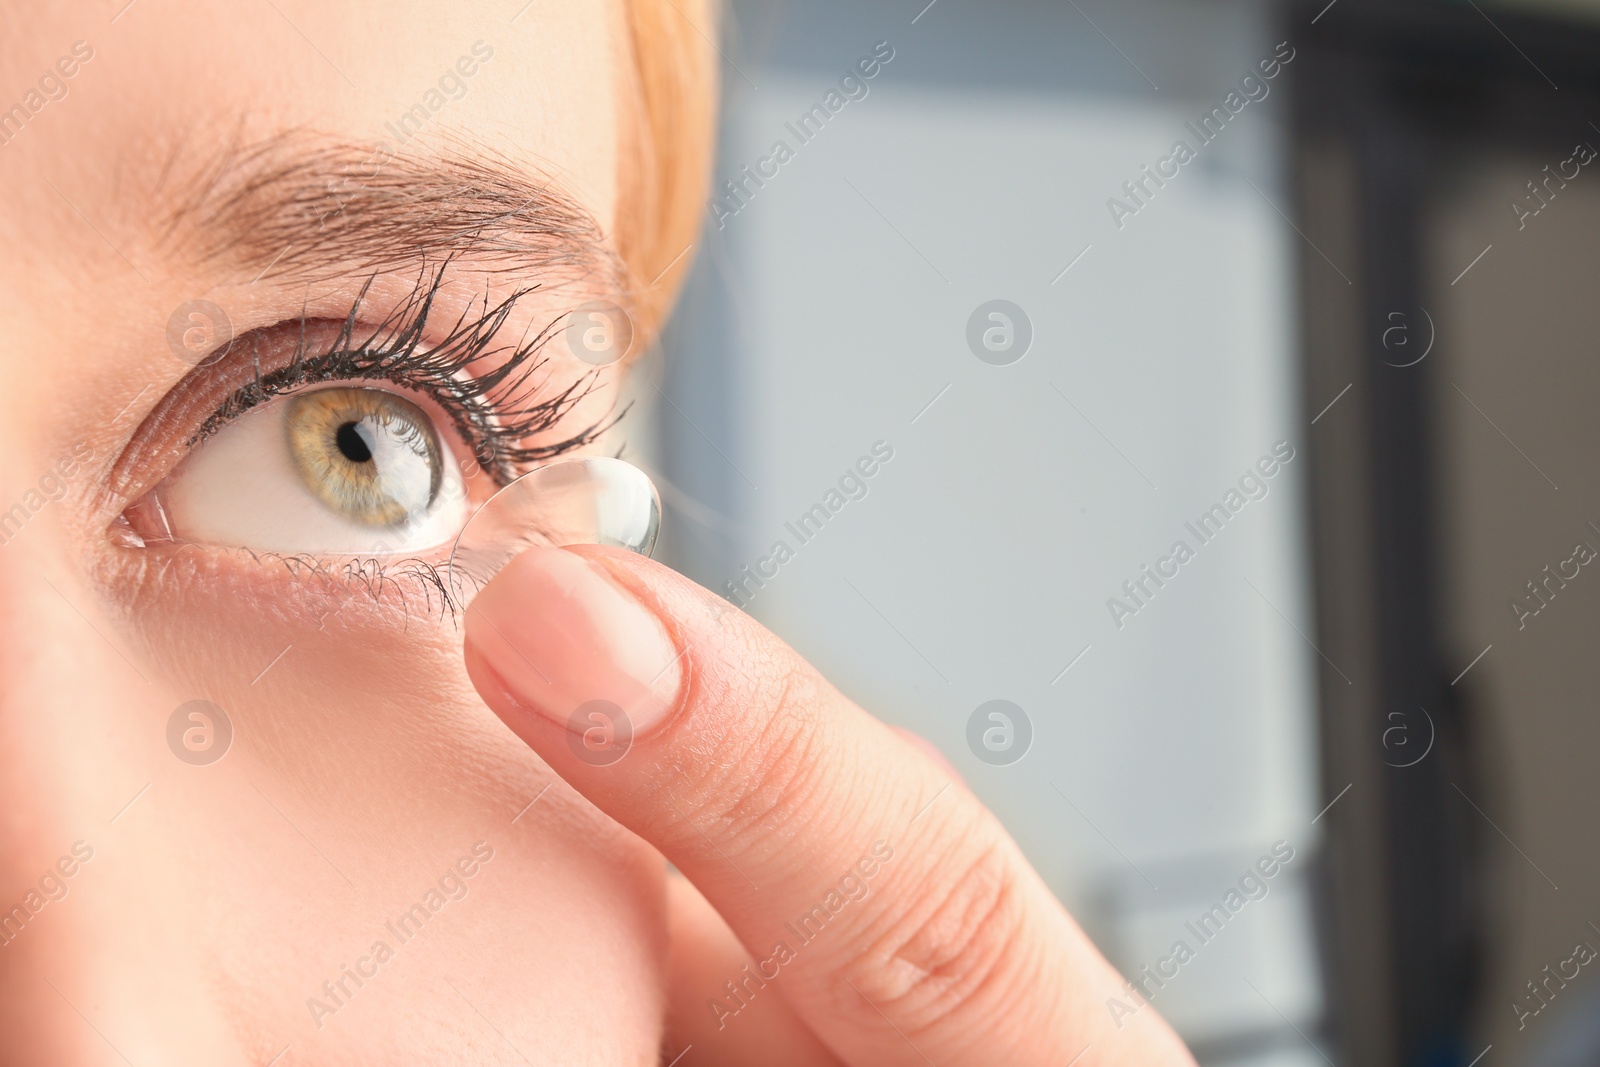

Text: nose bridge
xmin=0 ymin=439 xmax=113 ymax=695
xmin=0 ymin=454 xmax=155 ymax=854
xmin=0 ymin=426 xmax=144 ymax=674
xmin=0 ymin=493 xmax=206 ymax=1062
xmin=0 ymin=443 xmax=85 ymax=700
xmin=0 ymin=492 xmax=94 ymax=900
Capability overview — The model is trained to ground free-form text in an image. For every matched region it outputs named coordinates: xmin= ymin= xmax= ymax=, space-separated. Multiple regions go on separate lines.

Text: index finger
xmin=462 ymin=545 xmax=1195 ymax=1067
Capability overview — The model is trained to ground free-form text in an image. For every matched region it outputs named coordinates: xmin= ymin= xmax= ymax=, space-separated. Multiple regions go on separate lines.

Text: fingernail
xmin=466 ymin=547 xmax=683 ymax=738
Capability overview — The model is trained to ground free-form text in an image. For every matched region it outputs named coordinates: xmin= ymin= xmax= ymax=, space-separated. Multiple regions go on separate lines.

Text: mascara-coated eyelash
xmin=190 ymin=265 xmax=626 ymax=485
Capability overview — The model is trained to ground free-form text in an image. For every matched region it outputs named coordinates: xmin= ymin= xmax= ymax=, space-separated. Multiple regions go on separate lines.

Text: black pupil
xmin=336 ymin=421 xmax=373 ymax=464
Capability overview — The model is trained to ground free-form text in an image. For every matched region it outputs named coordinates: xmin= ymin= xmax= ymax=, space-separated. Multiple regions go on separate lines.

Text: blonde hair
xmin=615 ymin=0 xmax=718 ymax=344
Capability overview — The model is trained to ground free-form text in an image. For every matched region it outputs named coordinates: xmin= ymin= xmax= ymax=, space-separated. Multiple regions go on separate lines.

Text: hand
xmin=462 ymin=545 xmax=1197 ymax=1067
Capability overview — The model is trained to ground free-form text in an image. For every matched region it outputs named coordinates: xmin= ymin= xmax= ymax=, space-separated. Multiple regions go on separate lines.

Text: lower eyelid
xmin=106 ymin=538 xmax=465 ymax=646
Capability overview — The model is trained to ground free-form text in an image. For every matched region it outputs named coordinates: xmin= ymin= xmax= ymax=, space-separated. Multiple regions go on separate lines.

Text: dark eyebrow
xmin=158 ymin=132 xmax=620 ymax=297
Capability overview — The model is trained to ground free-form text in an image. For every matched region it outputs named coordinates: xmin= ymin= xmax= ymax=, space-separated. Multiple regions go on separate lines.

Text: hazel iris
xmin=284 ymin=388 xmax=443 ymax=526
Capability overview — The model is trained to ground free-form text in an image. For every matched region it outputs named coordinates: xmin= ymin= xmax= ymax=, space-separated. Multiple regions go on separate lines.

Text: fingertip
xmin=463 ymin=546 xmax=685 ymax=745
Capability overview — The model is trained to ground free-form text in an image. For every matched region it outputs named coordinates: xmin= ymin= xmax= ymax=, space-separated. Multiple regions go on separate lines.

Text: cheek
xmin=440 ymin=820 xmax=669 ymax=1058
xmin=41 ymin=538 xmax=670 ymax=1055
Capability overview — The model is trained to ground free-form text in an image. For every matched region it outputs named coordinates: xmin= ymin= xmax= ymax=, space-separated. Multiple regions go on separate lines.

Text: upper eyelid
xmin=194 ymin=346 xmax=498 ymax=466
xmin=105 ymin=273 xmax=617 ymax=515
xmin=194 ymin=270 xmax=617 ymax=482
xmin=186 ymin=283 xmax=499 ymax=450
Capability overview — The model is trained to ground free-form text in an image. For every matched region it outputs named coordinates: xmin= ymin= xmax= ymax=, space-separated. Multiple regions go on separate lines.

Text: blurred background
xmin=621 ymin=1 xmax=1600 ymax=1064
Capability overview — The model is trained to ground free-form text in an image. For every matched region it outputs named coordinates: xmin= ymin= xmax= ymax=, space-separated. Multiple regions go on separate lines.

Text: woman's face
xmin=0 ymin=3 xmax=669 ymax=1062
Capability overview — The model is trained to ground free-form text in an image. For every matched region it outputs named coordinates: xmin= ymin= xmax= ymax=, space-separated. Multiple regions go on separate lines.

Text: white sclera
xmin=446 ymin=456 xmax=660 ymax=604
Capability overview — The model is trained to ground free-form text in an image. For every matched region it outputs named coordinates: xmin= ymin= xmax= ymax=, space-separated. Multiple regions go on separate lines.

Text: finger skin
xmin=663 ymin=873 xmax=847 ymax=1067
xmin=463 ymin=545 xmax=1197 ymax=1067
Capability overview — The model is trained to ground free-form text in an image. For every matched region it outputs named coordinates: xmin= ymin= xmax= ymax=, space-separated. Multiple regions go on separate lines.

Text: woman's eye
xmin=150 ymin=386 xmax=470 ymax=555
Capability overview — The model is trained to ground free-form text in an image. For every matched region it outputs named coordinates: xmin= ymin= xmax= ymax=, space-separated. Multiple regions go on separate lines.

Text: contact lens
xmin=446 ymin=456 xmax=660 ymax=604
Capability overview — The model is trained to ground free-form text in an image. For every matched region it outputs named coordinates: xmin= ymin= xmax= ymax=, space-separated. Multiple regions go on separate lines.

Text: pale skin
xmin=0 ymin=2 xmax=1196 ymax=1063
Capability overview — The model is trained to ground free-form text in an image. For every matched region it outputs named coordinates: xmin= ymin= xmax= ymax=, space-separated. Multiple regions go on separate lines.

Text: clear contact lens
xmin=446 ymin=456 xmax=660 ymax=605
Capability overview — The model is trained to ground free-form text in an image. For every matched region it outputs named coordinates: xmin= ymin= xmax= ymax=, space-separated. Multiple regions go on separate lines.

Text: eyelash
xmin=189 ymin=264 xmax=624 ymax=486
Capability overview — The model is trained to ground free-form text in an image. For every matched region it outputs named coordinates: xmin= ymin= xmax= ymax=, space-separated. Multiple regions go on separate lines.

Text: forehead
xmin=0 ymin=2 xmax=624 ymax=245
